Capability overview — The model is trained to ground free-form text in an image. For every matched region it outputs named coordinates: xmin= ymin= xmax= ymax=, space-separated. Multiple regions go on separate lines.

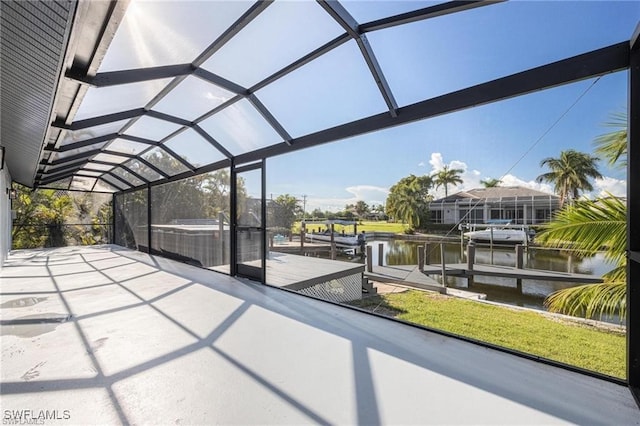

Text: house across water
xmin=429 ymin=186 xmax=561 ymax=225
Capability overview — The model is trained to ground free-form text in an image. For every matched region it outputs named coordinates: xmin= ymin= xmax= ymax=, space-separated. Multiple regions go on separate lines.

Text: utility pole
xmin=301 ymin=194 xmax=307 ymax=220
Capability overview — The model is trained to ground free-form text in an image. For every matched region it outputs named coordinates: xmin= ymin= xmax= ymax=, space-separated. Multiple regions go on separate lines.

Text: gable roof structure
xmin=0 ymin=0 xmax=634 ymax=192
xmin=433 ymin=186 xmax=560 ymax=203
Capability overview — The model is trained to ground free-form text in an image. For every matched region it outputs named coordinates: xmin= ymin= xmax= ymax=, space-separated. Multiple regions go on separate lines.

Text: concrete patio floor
xmin=1 ymin=245 xmax=638 ymax=425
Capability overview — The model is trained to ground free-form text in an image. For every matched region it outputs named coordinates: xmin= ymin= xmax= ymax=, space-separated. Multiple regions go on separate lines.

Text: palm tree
xmin=594 ymin=111 xmax=627 ymax=169
xmin=537 ymin=116 xmax=628 ymax=320
xmin=386 ymin=174 xmax=432 ymax=228
xmin=393 ymin=191 xmax=420 ymax=228
xmin=536 ymin=196 xmax=626 ymax=320
xmin=434 ymin=165 xmax=463 ymax=197
xmin=480 ymin=178 xmax=501 ymax=188
xmin=536 ymin=149 xmax=602 ymax=206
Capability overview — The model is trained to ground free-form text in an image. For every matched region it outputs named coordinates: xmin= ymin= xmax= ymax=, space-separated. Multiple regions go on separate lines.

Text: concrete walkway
xmin=1 ymin=246 xmax=638 ymax=424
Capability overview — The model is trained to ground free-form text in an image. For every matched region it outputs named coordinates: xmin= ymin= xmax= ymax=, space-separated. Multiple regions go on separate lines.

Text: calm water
xmin=363 ymin=239 xmax=613 ymax=312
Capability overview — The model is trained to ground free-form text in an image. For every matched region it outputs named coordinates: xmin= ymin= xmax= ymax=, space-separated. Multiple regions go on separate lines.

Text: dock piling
xmin=516 ymin=244 xmax=524 ymax=269
xmin=330 ymin=223 xmax=336 ymax=260
xmin=424 ymin=242 xmax=431 ymax=265
xmin=418 ymin=245 xmax=424 ymax=272
xmin=440 ymin=243 xmax=447 ymax=287
xmin=467 ymin=243 xmax=475 ymax=271
xmin=378 ymin=243 xmax=384 ymax=266
xmin=466 ymin=242 xmax=475 ymax=286
xmin=366 ymin=245 xmax=373 ymax=272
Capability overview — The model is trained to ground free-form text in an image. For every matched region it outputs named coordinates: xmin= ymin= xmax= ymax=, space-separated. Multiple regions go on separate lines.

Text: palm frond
xmin=593 ymin=111 xmax=627 ymax=169
xmin=535 ymin=196 xmax=626 ymax=265
xmin=603 ymin=264 xmax=627 ymax=283
xmin=544 ymin=282 xmax=626 ymax=321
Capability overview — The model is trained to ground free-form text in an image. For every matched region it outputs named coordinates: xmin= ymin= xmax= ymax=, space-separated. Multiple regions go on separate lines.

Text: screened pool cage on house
xmin=1 ymin=0 xmax=640 ymax=405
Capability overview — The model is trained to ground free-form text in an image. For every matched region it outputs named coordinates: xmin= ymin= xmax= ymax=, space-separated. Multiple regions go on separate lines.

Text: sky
xmin=88 ymin=0 xmax=639 ymax=209
xmin=261 ymin=0 xmax=639 ymax=211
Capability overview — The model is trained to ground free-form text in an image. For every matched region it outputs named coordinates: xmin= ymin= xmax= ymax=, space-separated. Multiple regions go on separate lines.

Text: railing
xmin=11 ymin=223 xmax=113 ymax=249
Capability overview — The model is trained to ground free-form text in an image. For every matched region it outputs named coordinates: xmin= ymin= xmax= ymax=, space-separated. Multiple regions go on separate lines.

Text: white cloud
xmin=345 ymin=185 xmax=389 ymax=201
xmin=418 ymin=161 xmax=425 ymax=167
xmin=428 ymin=152 xmax=445 ymax=171
xmin=593 ymin=176 xmax=627 ymax=198
xmin=499 ymin=174 xmax=554 ymax=194
xmin=428 ymin=153 xmax=482 ymax=198
xmin=304 ymin=152 xmax=627 ymax=213
xmin=427 ymin=152 xmax=557 ymax=198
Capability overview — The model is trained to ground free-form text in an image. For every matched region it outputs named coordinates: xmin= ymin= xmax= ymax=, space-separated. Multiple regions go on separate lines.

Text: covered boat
xmin=304 ymin=220 xmax=361 ymax=247
xmin=462 ymin=220 xmax=529 ymax=244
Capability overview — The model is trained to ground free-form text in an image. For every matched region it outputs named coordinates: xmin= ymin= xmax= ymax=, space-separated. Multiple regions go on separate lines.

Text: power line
xmin=435 ymin=76 xmax=603 ymax=244
xmin=499 ymin=76 xmax=602 ymax=180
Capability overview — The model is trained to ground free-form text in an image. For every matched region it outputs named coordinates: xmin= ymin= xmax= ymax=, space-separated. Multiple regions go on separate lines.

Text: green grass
xmin=349 ymin=290 xmax=626 ymax=378
xmin=294 ymin=220 xmax=408 ymax=234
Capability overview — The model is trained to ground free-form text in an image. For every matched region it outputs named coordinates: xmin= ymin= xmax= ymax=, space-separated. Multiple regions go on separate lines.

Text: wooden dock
xmin=270 ymin=240 xmax=333 ymax=255
xmin=364 ymin=265 xmax=445 ymax=293
xmin=364 ymin=265 xmax=487 ymax=300
xmin=210 ymin=252 xmax=363 ymax=289
xmin=422 ymin=263 xmax=603 ymax=283
xmin=265 ymin=252 xmax=363 ymax=290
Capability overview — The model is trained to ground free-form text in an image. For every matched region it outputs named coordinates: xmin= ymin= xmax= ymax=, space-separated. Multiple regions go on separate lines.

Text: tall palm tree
xmin=480 ymin=178 xmax=501 ymax=188
xmin=536 ymin=149 xmax=602 ymax=206
xmin=434 ymin=165 xmax=463 ymax=197
xmin=537 ymin=117 xmax=628 ymax=320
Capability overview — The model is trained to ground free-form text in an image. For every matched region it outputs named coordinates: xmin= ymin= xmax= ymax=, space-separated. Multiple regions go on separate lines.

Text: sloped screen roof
xmin=28 ymin=0 xmax=638 ymax=192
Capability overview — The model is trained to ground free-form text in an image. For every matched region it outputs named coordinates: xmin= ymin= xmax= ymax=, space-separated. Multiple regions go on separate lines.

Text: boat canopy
xmin=485 ymin=219 xmax=512 ymax=225
xmin=303 ymin=220 xmax=357 ymax=226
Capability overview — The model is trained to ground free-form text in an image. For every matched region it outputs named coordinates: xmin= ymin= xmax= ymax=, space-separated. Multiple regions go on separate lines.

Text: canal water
xmin=364 ymin=239 xmax=613 ymax=311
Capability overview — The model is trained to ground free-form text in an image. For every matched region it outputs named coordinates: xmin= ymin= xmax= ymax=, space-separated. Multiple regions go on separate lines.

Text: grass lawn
xmin=294 ymin=220 xmax=408 ymax=234
xmin=349 ymin=290 xmax=626 ymax=378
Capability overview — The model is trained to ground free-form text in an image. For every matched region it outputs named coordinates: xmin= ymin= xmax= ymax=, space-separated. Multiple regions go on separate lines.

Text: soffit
xmin=0 ymin=0 xmax=76 ymax=186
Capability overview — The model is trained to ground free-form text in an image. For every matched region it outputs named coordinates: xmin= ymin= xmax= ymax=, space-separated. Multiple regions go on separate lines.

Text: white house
xmin=429 ymin=186 xmax=561 ymax=225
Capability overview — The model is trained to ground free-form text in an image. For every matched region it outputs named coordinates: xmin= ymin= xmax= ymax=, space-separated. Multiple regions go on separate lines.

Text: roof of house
xmin=432 ymin=186 xmax=559 ymax=203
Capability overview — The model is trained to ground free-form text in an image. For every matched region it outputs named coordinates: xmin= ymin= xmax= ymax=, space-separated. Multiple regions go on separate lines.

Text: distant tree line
xmin=12 ymin=186 xmax=112 ymax=249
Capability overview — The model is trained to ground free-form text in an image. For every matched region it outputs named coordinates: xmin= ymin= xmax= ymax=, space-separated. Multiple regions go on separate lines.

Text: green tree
xmin=480 ymin=178 xmax=502 ymax=188
xmin=594 ymin=111 xmax=627 ymax=170
xmin=386 ymin=175 xmax=433 ymax=228
xmin=434 ymin=165 xmax=463 ymax=197
xmin=70 ymin=192 xmax=112 ymax=245
xmin=370 ymin=203 xmax=386 ymax=220
xmin=12 ymin=187 xmax=74 ymax=248
xmin=536 ymin=149 xmax=602 ymax=207
xmin=537 ymin=117 xmax=628 ymax=320
xmin=202 ymin=169 xmax=232 ymax=216
xmin=537 ymin=196 xmax=626 ymax=320
xmin=269 ymin=194 xmax=302 ymax=234
xmin=354 ymin=200 xmax=370 ymax=217
xmin=310 ymin=208 xmax=326 ymax=219
xmin=117 ymin=151 xmax=242 ymax=249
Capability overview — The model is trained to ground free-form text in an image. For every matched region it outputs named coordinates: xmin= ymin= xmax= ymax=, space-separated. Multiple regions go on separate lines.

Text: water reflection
xmin=367 ymin=239 xmax=613 ymax=310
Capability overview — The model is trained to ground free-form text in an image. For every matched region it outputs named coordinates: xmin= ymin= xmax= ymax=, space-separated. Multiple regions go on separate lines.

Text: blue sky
xmin=93 ymin=0 xmax=639 ymax=208
xmin=262 ymin=0 xmax=639 ymax=211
